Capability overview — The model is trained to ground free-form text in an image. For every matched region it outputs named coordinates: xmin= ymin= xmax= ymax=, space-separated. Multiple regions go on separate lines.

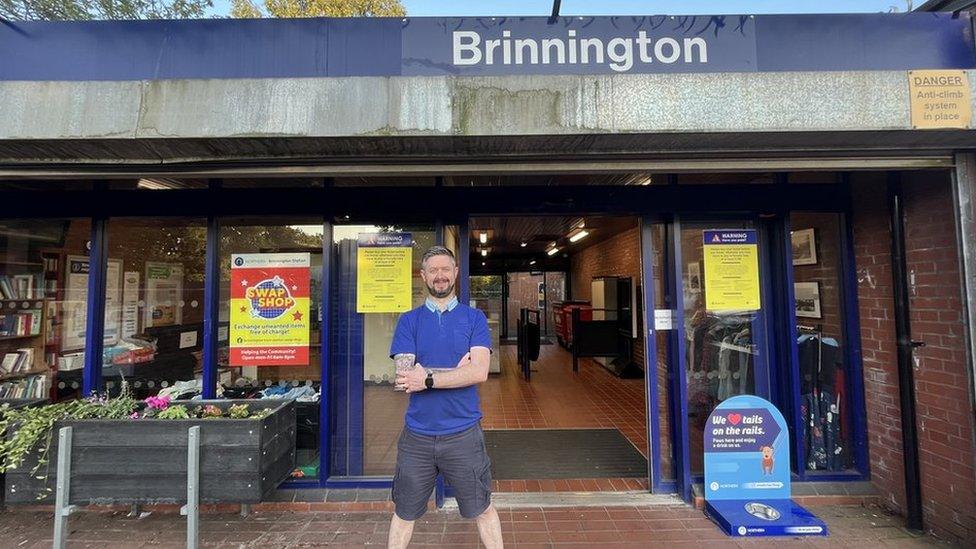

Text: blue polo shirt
xmin=389 ymin=297 xmax=492 ymax=435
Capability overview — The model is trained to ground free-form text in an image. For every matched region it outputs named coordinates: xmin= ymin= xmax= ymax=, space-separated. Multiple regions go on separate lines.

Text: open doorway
xmin=469 ymin=216 xmax=650 ymax=491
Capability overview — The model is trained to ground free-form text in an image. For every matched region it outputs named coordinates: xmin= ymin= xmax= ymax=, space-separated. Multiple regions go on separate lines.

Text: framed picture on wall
xmin=794 ymin=282 xmax=822 ymax=318
xmin=792 ymin=228 xmax=817 ymax=266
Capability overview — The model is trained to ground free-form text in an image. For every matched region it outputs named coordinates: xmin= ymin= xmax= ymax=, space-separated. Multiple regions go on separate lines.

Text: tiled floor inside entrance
xmin=364 ymin=343 xmax=649 ymax=488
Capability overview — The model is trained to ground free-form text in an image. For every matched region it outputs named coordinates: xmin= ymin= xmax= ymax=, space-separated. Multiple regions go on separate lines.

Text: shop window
xmin=676 ymin=172 xmax=775 ymax=185
xmin=331 ymin=223 xmax=434 ymax=477
xmin=0 ymin=219 xmax=90 ymax=402
xmin=100 ymin=218 xmax=207 ymax=400
xmin=648 ymin=223 xmax=674 ymax=482
xmin=217 ymin=218 xmax=324 ymax=480
xmin=790 ymin=212 xmax=855 ymax=474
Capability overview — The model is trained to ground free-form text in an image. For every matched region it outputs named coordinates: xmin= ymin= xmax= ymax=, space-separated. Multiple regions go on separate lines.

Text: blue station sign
xmin=0 ymin=14 xmax=972 ymax=81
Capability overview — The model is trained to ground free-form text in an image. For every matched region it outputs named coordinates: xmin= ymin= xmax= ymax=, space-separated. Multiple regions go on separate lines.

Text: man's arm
xmin=430 ymin=346 xmax=490 ymax=389
xmin=397 ymin=347 xmax=490 ymax=393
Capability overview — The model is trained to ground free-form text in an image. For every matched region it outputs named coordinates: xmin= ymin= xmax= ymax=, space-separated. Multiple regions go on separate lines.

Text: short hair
xmin=421 ymin=245 xmax=457 ymax=269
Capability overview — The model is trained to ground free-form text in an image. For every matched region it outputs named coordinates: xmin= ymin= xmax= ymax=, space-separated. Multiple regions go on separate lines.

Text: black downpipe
xmin=888 ymin=173 xmax=925 ymax=532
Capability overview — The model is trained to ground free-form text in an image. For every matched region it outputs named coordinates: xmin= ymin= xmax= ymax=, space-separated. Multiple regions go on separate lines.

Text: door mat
xmin=483 ymin=429 xmax=647 ymax=480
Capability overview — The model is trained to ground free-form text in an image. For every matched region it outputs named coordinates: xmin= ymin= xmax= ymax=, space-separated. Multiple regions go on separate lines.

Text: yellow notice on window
xmin=357 ymin=233 xmax=413 ymax=313
xmin=702 ymin=230 xmax=761 ymax=312
xmin=909 ymin=70 xmax=972 ymax=129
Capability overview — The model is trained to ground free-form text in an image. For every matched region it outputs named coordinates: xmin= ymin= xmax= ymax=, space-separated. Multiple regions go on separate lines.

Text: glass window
xmin=217 ymin=218 xmax=324 ymax=480
xmin=680 ymin=221 xmax=765 ymax=475
xmin=647 ymin=223 xmax=674 ymax=481
xmin=790 ymin=212 xmax=854 ymax=473
xmin=0 ymin=219 xmax=90 ymax=402
xmin=101 ymin=218 xmax=207 ymax=399
xmin=331 ymin=223 xmax=434 ymax=477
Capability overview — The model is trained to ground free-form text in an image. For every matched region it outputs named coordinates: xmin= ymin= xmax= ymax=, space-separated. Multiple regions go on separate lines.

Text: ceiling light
xmin=520 ymin=242 xmax=527 ymax=247
xmin=547 ymin=247 xmax=559 ymax=256
xmin=569 ymin=229 xmax=589 ymax=243
xmin=481 ymin=262 xmax=486 ymax=266
xmin=529 ymin=260 xmax=536 ymax=266
xmin=479 ymin=232 xmax=488 ymax=244
xmin=481 ymin=249 xmax=488 ymax=257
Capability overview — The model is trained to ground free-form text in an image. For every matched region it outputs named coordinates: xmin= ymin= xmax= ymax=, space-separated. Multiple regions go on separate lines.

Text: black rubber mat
xmin=483 ymin=429 xmax=647 ymax=479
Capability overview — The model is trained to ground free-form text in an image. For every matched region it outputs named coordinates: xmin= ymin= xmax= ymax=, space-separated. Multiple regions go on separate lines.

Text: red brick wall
xmin=569 ymin=225 xmax=644 ymax=368
xmin=852 ymin=171 xmax=976 ymax=544
xmin=902 ymin=172 xmax=976 ymax=543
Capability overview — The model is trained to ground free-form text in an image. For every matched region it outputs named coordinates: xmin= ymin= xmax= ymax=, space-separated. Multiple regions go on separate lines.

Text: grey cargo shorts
xmin=392 ymin=422 xmax=493 ymax=520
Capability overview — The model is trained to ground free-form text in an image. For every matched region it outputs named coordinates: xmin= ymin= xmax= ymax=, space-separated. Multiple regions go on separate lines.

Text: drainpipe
xmin=888 ymin=173 xmax=925 ymax=532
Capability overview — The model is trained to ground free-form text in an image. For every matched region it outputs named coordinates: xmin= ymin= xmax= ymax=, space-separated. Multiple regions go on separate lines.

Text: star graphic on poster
xmin=241 ymin=279 xmax=248 ymax=286
xmin=240 ymin=306 xmax=247 ymax=313
xmin=292 ymin=285 xmax=297 ymax=291
xmin=292 ymin=311 xmax=303 ymax=321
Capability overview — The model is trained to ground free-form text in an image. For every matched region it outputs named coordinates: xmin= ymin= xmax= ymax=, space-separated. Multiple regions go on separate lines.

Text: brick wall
xmin=852 ymin=171 xmax=976 ymax=544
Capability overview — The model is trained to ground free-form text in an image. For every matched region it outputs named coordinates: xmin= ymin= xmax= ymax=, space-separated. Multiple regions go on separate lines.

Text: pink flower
xmin=129 ymin=412 xmax=140 ymax=419
xmin=145 ymin=395 xmax=172 ymax=410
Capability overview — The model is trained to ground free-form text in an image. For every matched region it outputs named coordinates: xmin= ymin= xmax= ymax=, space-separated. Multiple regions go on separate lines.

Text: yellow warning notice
xmin=702 ymin=230 xmax=761 ymax=312
xmin=357 ymin=233 xmax=413 ymax=313
xmin=909 ymin=70 xmax=972 ymax=129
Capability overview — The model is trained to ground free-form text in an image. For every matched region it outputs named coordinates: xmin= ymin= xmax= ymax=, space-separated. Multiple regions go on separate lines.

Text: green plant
xmin=157 ymin=405 xmax=190 ymax=420
xmin=228 ymin=403 xmax=250 ymax=419
xmin=0 ymin=390 xmax=138 ymax=499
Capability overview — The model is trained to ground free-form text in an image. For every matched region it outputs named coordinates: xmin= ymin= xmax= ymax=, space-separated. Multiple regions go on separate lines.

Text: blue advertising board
xmin=704 ymin=395 xmax=828 ymax=537
xmin=0 ymin=14 xmax=972 ymax=81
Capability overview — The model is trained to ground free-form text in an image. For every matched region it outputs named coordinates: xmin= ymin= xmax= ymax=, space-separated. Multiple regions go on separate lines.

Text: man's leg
xmin=387 ymin=512 xmax=415 ymax=549
xmin=438 ymin=424 xmax=503 ymax=547
xmin=388 ymin=428 xmax=437 ymax=549
xmin=476 ymin=503 xmax=504 ymax=549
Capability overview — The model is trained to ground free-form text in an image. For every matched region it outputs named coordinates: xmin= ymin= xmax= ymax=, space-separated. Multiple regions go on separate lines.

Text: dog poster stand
xmin=703 ymin=394 xmax=828 ymax=537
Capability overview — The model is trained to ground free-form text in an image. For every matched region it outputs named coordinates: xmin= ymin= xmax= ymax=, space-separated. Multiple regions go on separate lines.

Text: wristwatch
xmin=424 ymin=369 xmax=435 ymax=389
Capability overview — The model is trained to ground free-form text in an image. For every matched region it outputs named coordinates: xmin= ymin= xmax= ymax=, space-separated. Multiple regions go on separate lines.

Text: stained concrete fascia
xmin=0 ymin=70 xmax=973 ymax=141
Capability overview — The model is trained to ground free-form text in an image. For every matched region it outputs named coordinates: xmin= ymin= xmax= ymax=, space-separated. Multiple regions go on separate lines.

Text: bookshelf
xmin=0 ymin=250 xmax=53 ymax=401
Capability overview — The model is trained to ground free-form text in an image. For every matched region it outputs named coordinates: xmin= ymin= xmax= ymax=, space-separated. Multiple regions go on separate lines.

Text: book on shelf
xmin=0 ymin=373 xmax=46 ymax=399
xmin=0 ymin=309 xmax=42 ymax=337
xmin=0 ymin=348 xmax=35 ymax=374
xmin=0 ymin=274 xmax=45 ymax=300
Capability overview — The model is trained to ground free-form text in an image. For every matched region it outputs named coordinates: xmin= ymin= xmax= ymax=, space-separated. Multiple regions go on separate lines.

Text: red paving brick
xmin=0 ymin=503 xmax=949 ymax=547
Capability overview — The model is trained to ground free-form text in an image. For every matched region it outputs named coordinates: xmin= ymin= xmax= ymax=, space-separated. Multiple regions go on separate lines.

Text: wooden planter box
xmin=4 ymin=399 xmax=296 ymax=505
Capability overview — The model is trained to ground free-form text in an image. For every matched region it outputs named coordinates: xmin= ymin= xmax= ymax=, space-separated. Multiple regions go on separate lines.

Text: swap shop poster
xmin=230 ymin=253 xmax=310 ymax=366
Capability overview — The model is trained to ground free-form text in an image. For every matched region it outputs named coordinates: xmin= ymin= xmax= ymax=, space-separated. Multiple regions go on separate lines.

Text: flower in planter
xmin=145 ymin=395 xmax=171 ymax=410
xmin=129 ymin=412 xmax=140 ymax=419
xmin=228 ymin=404 xmax=250 ymax=419
xmin=201 ymin=405 xmax=223 ymax=419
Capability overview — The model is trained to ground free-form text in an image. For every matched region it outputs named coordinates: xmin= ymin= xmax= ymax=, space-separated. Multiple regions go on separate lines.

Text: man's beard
xmin=427 ymin=280 xmax=455 ymax=299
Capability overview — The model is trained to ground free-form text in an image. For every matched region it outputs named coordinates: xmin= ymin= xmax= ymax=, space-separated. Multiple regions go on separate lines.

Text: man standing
xmin=386 ymin=246 xmax=503 ymax=549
